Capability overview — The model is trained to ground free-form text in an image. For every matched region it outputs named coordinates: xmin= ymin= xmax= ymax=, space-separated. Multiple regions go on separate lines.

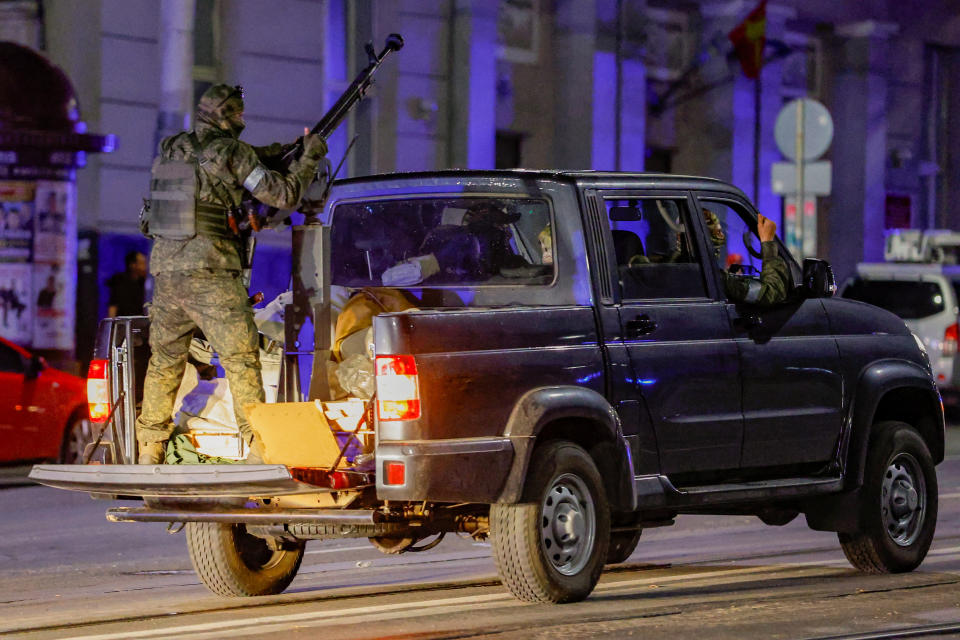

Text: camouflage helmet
xmin=196 ymin=84 xmax=244 ymax=132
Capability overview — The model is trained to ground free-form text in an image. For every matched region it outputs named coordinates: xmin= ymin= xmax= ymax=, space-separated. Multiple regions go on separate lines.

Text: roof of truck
xmin=335 ymin=169 xmax=739 ymax=193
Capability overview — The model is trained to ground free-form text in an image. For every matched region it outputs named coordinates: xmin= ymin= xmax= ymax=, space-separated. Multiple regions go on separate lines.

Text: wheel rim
xmin=63 ymin=417 xmax=93 ymax=464
xmin=880 ymin=452 xmax=926 ymax=547
xmin=232 ymin=525 xmax=287 ymax=571
xmin=540 ymin=472 xmax=596 ymax=576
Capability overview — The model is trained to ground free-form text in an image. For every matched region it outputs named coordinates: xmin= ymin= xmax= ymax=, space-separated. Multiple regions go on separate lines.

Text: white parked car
xmin=840 ymin=262 xmax=960 ymax=405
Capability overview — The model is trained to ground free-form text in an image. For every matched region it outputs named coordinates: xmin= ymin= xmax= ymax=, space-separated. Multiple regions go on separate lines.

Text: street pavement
xmin=0 ymin=429 xmax=958 ymax=639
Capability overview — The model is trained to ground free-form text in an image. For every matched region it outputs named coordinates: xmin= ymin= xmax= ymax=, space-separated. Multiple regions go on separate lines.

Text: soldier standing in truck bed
xmin=135 ymin=84 xmax=328 ymax=464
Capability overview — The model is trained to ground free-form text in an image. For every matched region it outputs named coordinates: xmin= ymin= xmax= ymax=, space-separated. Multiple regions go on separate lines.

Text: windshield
xmin=841 ymin=278 xmax=946 ymax=319
xmin=330 ymin=197 xmax=554 ymax=288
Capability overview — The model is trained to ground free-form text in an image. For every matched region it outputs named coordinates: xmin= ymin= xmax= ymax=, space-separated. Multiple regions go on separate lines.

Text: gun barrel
xmin=309 ymin=34 xmax=403 ymax=140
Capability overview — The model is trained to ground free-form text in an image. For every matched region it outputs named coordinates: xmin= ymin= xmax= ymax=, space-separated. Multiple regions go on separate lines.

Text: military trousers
xmin=135 ymin=269 xmax=264 ymax=446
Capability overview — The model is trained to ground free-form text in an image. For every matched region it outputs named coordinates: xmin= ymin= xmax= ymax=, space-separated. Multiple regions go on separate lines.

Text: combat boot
xmin=138 ymin=441 xmax=166 ymax=465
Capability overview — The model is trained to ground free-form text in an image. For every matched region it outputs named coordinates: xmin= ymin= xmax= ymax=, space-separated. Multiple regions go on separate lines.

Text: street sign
xmin=774 ymin=98 xmax=833 ymax=162
xmin=771 ymin=161 xmax=832 ymax=195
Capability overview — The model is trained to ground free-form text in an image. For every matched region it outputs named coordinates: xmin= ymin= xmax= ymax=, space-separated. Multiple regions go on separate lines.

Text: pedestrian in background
xmin=106 ymin=250 xmax=147 ymax=317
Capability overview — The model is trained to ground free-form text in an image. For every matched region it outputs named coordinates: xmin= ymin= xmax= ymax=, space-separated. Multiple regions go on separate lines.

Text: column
xmin=592 ymin=0 xmax=647 ymax=171
xmin=155 ymin=0 xmax=195 ymax=146
xmin=828 ymin=21 xmax=896 ymax=281
xmin=448 ymin=0 xmax=497 ymax=169
xmin=553 ymin=0 xmax=596 ymax=170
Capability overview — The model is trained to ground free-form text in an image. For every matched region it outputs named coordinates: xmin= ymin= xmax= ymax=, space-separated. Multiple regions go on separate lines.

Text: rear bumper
xmin=29 ymin=464 xmax=320 ymax=497
xmin=376 ymin=437 xmax=514 ymax=502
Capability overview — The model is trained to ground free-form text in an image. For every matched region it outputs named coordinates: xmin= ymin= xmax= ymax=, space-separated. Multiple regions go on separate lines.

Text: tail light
xmin=383 ymin=460 xmax=406 ymax=485
xmin=376 ymin=355 xmax=420 ymax=421
xmin=944 ymin=323 xmax=958 ymax=357
xmin=87 ymin=359 xmax=110 ymax=423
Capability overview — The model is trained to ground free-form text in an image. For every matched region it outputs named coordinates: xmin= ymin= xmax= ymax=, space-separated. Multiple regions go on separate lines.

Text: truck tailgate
xmin=29 ymin=464 xmax=320 ymax=497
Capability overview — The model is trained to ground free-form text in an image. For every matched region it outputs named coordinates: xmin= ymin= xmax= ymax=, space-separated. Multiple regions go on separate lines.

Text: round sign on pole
xmin=774 ymin=98 xmax=833 ymax=161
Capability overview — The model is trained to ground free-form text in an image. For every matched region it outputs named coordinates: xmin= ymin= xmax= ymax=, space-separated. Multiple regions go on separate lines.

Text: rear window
xmin=841 ymin=278 xmax=945 ymax=319
xmin=330 ymin=196 xmax=554 ymax=288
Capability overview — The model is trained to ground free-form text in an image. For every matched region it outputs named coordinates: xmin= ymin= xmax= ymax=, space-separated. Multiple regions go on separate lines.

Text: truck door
xmin=598 ymin=192 xmax=743 ymax=481
xmin=693 ymin=193 xmax=844 ymax=473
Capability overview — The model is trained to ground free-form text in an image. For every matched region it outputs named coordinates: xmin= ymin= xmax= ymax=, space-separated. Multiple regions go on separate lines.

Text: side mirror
xmin=24 ymin=354 xmax=45 ymax=380
xmin=802 ymin=258 xmax=836 ymax=298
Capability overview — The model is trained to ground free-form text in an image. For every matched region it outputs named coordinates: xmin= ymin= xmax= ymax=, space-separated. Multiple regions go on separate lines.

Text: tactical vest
xmin=147 ymin=133 xmax=234 ymax=240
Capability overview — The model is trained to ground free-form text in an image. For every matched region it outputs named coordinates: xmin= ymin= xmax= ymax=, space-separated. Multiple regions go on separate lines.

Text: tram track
xmin=6 ymin=560 xmax=959 ymax=639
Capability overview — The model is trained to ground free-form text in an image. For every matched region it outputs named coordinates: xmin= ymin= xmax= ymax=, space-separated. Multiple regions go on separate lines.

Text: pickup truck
xmin=32 ymin=170 xmax=944 ymax=604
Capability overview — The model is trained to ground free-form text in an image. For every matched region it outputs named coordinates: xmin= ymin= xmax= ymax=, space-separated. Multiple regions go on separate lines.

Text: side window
xmin=0 ymin=343 xmax=24 ymax=374
xmin=696 ymin=200 xmax=763 ymax=277
xmin=604 ymin=197 xmax=707 ymax=299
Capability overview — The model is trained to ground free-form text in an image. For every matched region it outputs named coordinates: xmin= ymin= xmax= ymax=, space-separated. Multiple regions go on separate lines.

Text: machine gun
xmin=234 ymin=33 xmax=404 ymax=235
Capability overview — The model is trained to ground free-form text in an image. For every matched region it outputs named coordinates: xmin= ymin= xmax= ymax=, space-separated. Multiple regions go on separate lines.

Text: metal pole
xmin=795 ymin=99 xmax=805 ymax=259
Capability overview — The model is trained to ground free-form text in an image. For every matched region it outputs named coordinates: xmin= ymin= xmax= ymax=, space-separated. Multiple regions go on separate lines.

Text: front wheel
xmin=491 ymin=440 xmax=610 ymax=603
xmin=186 ymin=522 xmax=304 ymax=596
xmin=839 ymin=421 xmax=938 ymax=573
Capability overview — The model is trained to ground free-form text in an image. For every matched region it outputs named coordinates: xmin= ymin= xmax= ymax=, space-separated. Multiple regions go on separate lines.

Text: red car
xmin=0 ymin=337 xmax=89 ymax=464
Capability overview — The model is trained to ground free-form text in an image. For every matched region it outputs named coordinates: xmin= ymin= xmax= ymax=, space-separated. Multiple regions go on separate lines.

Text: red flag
xmin=728 ymin=0 xmax=767 ymax=78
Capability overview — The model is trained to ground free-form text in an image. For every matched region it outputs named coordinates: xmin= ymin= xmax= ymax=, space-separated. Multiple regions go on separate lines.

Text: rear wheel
xmin=839 ymin=421 xmax=937 ymax=573
xmin=491 ymin=440 xmax=610 ymax=603
xmin=186 ymin=522 xmax=304 ymax=596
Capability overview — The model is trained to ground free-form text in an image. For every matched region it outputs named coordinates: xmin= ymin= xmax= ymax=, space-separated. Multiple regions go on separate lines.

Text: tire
xmin=606 ymin=529 xmax=642 ymax=564
xmin=186 ymin=522 xmax=304 ymax=596
xmin=491 ymin=440 xmax=610 ymax=603
xmin=838 ymin=421 xmax=938 ymax=574
xmin=59 ymin=413 xmax=93 ymax=464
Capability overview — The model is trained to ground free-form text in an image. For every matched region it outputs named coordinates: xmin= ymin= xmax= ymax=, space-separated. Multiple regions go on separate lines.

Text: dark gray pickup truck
xmin=32 ymin=171 xmax=944 ymax=604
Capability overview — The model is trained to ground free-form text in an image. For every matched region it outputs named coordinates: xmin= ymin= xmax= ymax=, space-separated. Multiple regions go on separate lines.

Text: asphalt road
xmin=1 ymin=433 xmax=959 ymax=639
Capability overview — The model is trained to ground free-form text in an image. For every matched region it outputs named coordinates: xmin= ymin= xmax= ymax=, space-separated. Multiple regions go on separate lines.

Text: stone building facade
xmin=3 ymin=0 xmax=960 ymax=296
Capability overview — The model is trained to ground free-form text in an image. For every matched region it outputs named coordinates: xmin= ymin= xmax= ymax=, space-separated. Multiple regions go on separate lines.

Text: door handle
xmin=626 ymin=315 xmax=658 ymax=338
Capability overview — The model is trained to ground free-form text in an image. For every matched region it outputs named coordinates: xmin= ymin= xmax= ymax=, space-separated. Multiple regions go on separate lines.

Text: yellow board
xmin=245 ymin=402 xmax=348 ymax=468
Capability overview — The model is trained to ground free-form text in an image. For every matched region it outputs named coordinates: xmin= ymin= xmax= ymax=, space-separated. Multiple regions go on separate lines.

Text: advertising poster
xmin=32 ymin=262 xmax=71 ymax=349
xmin=0 ymin=262 xmax=32 ymax=344
xmin=33 ymin=180 xmax=70 ymax=263
xmin=32 ymin=181 xmax=76 ymax=350
xmin=0 ymin=181 xmax=34 ymax=262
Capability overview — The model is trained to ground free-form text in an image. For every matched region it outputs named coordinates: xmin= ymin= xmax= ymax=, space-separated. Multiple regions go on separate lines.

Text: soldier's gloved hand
xmin=280 ymin=138 xmax=301 ymax=156
xmin=303 ymin=133 xmax=328 ymax=160
xmin=757 ymin=214 xmax=777 ymax=243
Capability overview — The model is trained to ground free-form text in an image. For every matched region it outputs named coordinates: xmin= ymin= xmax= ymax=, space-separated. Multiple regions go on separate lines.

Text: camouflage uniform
xmin=701 ymin=208 xmax=790 ymax=307
xmin=136 ymin=84 xmax=326 ymax=453
xmin=723 ymin=240 xmax=790 ymax=306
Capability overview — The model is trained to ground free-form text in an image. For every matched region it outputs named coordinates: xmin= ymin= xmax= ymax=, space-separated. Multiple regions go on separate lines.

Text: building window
xmin=781 ymin=32 xmax=821 ymax=99
xmin=645 ymin=147 xmax=673 ymax=173
xmin=496 ymin=130 xmax=524 ymax=169
xmin=644 ymin=7 xmax=694 ymax=83
xmin=497 ymin=0 xmax=539 ymax=64
xmin=193 ymin=0 xmax=219 ymax=105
